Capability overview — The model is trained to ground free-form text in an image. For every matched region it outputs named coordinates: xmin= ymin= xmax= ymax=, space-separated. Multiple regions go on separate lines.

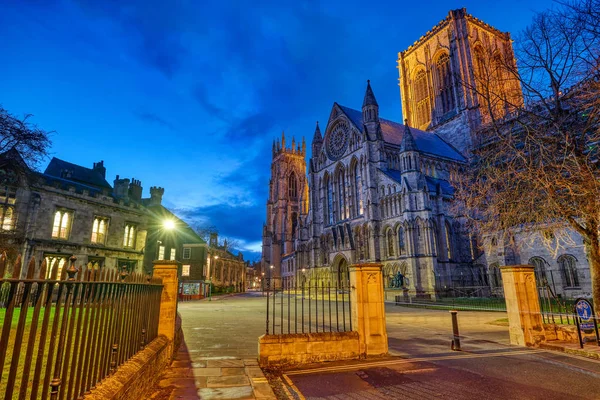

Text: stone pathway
xmin=149 ymin=292 xmax=277 ymax=399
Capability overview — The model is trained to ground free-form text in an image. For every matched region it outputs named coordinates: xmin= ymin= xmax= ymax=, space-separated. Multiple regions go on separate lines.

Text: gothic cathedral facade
xmin=261 ymin=8 xmax=523 ymax=295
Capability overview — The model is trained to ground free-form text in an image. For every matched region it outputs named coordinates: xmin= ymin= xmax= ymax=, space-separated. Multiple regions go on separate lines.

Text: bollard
xmin=450 ymin=310 xmax=461 ymax=351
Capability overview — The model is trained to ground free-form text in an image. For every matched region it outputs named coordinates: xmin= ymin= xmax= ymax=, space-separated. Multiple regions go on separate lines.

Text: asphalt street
xmin=178 ymin=292 xmax=600 ymax=400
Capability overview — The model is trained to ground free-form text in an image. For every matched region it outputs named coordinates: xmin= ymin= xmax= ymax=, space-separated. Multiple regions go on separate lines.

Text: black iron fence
xmin=393 ymin=287 xmax=507 ymax=312
xmin=538 ymin=282 xmax=578 ymax=325
xmin=264 ymin=278 xmax=352 ymax=335
xmin=0 ymin=253 xmax=163 ymax=400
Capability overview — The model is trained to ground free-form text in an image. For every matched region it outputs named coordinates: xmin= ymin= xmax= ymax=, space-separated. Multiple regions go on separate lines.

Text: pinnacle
xmin=362 ymin=79 xmax=378 ymax=108
xmin=401 ymin=120 xmax=417 ymax=152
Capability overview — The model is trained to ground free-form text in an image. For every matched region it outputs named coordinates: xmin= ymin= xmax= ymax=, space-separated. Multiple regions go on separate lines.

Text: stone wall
xmin=83 ymin=335 xmax=171 ymax=400
xmin=258 ymin=331 xmax=361 ymax=368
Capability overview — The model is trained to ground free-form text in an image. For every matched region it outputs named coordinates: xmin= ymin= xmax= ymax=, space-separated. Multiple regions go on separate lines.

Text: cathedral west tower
xmin=261 ymin=132 xmax=308 ymax=279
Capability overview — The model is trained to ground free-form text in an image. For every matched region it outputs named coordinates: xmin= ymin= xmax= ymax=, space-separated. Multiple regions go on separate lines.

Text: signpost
xmin=574 ymin=298 xmax=600 ymax=349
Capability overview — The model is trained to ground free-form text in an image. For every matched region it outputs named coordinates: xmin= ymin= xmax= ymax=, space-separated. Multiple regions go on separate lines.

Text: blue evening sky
xmin=0 ymin=0 xmax=552 ymax=260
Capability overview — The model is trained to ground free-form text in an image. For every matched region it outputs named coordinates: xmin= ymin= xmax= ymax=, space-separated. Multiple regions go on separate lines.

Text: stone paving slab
xmin=148 ymin=293 xmax=277 ymax=399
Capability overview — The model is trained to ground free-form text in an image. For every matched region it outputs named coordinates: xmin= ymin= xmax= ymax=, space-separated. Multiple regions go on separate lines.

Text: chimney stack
xmin=129 ymin=178 xmax=143 ymax=202
xmin=149 ymin=186 xmax=164 ymax=206
xmin=93 ymin=161 xmax=106 ymax=179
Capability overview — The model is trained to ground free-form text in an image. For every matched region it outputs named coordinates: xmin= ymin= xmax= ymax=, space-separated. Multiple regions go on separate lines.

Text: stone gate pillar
xmin=349 ymin=263 xmax=388 ymax=357
xmin=153 ymin=260 xmax=180 ymax=348
xmin=500 ymin=265 xmax=546 ymax=346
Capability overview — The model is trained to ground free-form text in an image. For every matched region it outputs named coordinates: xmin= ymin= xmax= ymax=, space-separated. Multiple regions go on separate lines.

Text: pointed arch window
xmin=288 ymin=172 xmax=298 ymax=199
xmin=387 ymin=229 xmax=395 ymax=257
xmin=326 ymin=176 xmax=334 ymax=225
xmin=528 ymin=257 xmax=547 ymax=286
xmin=558 ymin=255 xmax=579 ymax=288
xmin=413 ymin=70 xmax=431 ymax=128
xmin=435 ymin=53 xmax=455 ymax=115
xmin=337 ymin=168 xmax=346 ymax=221
xmin=398 ymin=227 xmax=406 ymax=255
xmin=354 ymin=163 xmax=363 ymax=216
xmin=444 ymin=222 xmax=453 ymax=260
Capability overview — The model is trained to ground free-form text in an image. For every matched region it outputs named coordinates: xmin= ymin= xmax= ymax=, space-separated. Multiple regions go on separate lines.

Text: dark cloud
xmin=134 ymin=111 xmax=177 ymax=131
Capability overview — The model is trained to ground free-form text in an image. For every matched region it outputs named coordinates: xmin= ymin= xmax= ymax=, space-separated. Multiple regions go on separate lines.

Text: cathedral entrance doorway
xmin=332 ymin=255 xmax=350 ymax=288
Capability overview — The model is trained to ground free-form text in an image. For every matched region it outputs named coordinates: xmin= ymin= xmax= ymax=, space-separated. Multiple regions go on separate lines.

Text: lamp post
xmin=207 ymin=254 xmax=218 ymax=301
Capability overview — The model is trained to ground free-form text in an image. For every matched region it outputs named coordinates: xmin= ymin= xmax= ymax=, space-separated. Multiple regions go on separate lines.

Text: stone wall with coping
xmin=258 ymin=331 xmax=361 ymax=368
xmin=83 ymin=335 xmax=171 ymax=400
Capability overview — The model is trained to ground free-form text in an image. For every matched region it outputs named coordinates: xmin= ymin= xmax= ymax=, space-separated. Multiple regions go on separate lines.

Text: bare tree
xmin=0 ymin=106 xmax=52 ymax=167
xmin=454 ymin=3 xmax=600 ymax=309
xmin=195 ymin=224 xmax=241 ymax=252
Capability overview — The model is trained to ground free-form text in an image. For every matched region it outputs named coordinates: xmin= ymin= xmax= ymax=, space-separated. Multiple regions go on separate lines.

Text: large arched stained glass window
xmin=326 ymin=177 xmax=334 ymax=225
xmin=413 ymin=70 xmax=431 ymax=128
xmin=337 ymin=168 xmax=346 ymax=221
xmin=398 ymin=227 xmax=406 ymax=255
xmin=288 ymin=172 xmax=298 ymax=199
xmin=354 ymin=163 xmax=362 ymax=216
xmin=435 ymin=53 xmax=455 ymax=115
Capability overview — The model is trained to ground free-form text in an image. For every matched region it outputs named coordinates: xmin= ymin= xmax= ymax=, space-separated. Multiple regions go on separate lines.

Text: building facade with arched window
xmin=262 ymin=9 xmax=595 ymax=298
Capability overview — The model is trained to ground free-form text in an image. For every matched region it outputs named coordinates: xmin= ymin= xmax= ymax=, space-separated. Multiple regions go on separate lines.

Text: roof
xmin=44 ymin=157 xmax=112 ymax=189
xmin=379 ymin=169 xmax=455 ymax=197
xmin=145 ymin=204 xmax=206 ymax=245
xmin=425 ymin=176 xmax=455 ymax=196
xmin=337 ymin=105 xmax=466 ymax=162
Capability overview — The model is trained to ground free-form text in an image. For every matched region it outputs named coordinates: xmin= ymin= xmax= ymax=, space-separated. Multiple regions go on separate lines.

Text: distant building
xmin=0 ymin=149 xmax=205 ymax=280
xmin=206 ymin=233 xmax=246 ymax=293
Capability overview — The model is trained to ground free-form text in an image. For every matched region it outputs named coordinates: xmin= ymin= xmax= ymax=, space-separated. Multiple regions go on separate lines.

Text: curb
xmin=539 ymin=342 xmax=600 ymax=360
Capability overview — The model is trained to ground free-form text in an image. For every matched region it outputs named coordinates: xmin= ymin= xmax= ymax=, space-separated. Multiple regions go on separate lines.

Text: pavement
xmin=150 ymin=293 xmax=600 ymax=400
xmin=149 ymin=291 xmax=276 ymax=400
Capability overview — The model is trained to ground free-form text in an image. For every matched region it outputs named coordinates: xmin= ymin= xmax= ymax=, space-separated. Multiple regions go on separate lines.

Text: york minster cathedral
xmin=262 ymin=8 xmax=592 ymax=299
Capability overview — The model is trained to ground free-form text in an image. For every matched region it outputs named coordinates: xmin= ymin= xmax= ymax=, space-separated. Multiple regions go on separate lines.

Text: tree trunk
xmin=585 ymin=233 xmax=600 ymax=315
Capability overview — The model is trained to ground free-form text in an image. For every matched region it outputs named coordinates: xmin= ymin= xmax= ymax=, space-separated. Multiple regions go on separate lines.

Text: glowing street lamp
xmin=163 ymin=219 xmax=176 ymax=230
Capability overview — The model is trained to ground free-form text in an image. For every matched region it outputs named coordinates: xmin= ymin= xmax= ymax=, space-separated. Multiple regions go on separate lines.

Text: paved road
xmin=167 ymin=293 xmax=600 ymax=400
xmin=287 ymin=303 xmax=600 ymax=400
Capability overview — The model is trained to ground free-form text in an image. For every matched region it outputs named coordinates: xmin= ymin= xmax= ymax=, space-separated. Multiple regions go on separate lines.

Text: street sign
xmin=575 ymin=299 xmax=594 ymax=330
xmin=573 ymin=297 xmax=600 ymax=349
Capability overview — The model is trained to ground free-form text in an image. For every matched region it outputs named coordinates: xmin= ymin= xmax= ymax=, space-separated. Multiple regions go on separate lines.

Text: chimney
xmin=113 ymin=175 xmax=130 ymax=199
xmin=93 ymin=161 xmax=106 ymax=179
xmin=149 ymin=186 xmax=164 ymax=206
xmin=128 ymin=178 xmax=143 ymax=202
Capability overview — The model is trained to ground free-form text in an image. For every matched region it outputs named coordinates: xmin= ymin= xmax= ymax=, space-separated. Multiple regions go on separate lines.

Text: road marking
xmin=282 ymin=374 xmax=306 ymax=400
xmin=284 ymin=349 xmax=546 ymax=376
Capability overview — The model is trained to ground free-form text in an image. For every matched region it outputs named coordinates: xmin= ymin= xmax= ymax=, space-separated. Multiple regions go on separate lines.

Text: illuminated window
xmin=52 ymin=209 xmax=72 ymax=239
xmin=288 ymin=172 xmax=298 ymax=199
xmin=158 ymin=245 xmax=165 ymax=260
xmin=123 ymin=223 xmax=136 ymax=248
xmin=354 ymin=163 xmax=362 ymax=216
xmin=435 ymin=53 xmax=455 ymax=115
xmin=183 ymin=247 xmax=191 ymax=259
xmin=91 ymin=216 xmax=108 ymax=244
xmin=413 ymin=70 xmax=431 ymax=128
xmin=0 ymin=186 xmax=16 ymax=231
xmin=182 ymin=265 xmax=191 ymax=276
xmin=170 ymin=248 xmax=176 ymax=260
xmin=45 ymin=255 xmax=68 ymax=279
